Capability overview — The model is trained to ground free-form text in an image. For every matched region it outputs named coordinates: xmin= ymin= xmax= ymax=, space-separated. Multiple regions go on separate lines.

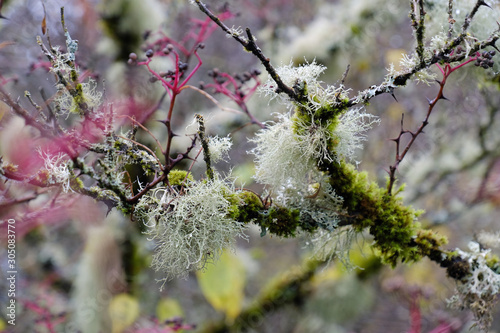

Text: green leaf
xmin=196 ymin=249 xmax=246 ymax=321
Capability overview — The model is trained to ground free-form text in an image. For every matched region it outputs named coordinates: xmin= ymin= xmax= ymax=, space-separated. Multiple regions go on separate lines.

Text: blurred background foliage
xmin=1 ymin=0 xmax=500 ymax=332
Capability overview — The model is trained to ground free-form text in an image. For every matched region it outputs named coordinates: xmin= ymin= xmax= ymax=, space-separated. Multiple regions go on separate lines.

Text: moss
xmin=226 ymin=193 xmax=301 ymax=237
xmin=227 ymin=190 xmax=264 ymax=223
xmin=313 ymin=104 xmax=346 ymax=123
xmin=70 ymin=69 xmax=78 ymax=83
xmin=486 ymin=254 xmax=500 ymax=274
xmin=167 ymin=170 xmax=193 ymax=186
xmin=292 ymin=102 xmax=346 ymax=129
xmin=444 ymin=255 xmax=471 ymax=281
xmin=257 ymin=206 xmax=301 ymax=238
xmin=224 ymin=189 xmax=321 ymax=237
xmin=414 ymin=229 xmax=448 ymax=257
xmin=319 ymin=160 xmax=424 ymax=266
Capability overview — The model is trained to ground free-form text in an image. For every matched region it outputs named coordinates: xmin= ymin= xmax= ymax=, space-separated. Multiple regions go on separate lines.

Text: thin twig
xmin=181 ymin=85 xmax=244 ymax=115
xmin=447 ymin=0 xmax=455 ymax=39
xmin=193 ymin=0 xmax=298 ymax=102
xmin=462 ymin=0 xmax=491 ymax=33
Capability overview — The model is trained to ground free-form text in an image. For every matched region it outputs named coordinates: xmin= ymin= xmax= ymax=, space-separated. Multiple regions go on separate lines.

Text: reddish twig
xmin=202 ymin=69 xmax=265 ymax=128
xmin=387 ymin=52 xmax=483 ymax=195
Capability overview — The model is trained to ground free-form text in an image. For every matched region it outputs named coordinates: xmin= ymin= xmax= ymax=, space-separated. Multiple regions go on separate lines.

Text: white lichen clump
xmin=250 ymin=113 xmax=317 ymax=191
xmin=334 ymin=107 xmax=380 ymax=160
xmin=55 ymin=78 xmax=103 ymax=116
xmin=310 ymin=226 xmax=358 ymax=267
xmin=208 ymin=135 xmax=232 ymax=163
xmin=39 ymin=150 xmax=74 ymax=193
xmin=254 ymin=60 xmax=377 ymax=190
xmin=227 ymin=26 xmax=244 ymax=38
xmin=137 ymin=177 xmax=246 ymax=286
xmin=260 ymin=60 xmax=349 ymax=112
xmin=397 ymin=52 xmax=437 ymax=85
xmin=253 ymin=60 xmax=378 ymax=258
xmin=448 ymin=241 xmax=500 ymax=330
xmin=477 ymin=231 xmax=500 ymax=249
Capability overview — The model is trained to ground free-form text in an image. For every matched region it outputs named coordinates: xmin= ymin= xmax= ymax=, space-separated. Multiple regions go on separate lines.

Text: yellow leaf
xmin=196 ymin=250 xmax=246 ymax=321
xmin=109 ymin=293 xmax=140 ymax=333
xmin=156 ymin=298 xmax=184 ymax=323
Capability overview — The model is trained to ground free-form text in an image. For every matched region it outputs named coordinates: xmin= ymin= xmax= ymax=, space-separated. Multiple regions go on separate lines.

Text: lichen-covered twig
xmin=196 ymin=114 xmax=214 ymax=180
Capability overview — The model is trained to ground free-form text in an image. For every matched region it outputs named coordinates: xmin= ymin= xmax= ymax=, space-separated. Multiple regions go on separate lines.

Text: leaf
xmin=196 ymin=249 xmax=246 ymax=321
xmin=156 ymin=298 xmax=184 ymax=323
xmin=108 ymin=293 xmax=140 ymax=333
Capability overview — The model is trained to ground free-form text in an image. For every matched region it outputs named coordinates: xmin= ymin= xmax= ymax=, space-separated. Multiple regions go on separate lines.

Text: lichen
xmin=137 ymin=176 xmax=247 ymax=285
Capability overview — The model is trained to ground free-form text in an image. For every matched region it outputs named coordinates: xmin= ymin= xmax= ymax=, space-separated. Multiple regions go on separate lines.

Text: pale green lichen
xmin=208 ymin=135 xmax=232 ymax=163
xmin=137 ymin=176 xmax=247 ymax=286
xmin=55 ymin=78 xmax=102 ymax=116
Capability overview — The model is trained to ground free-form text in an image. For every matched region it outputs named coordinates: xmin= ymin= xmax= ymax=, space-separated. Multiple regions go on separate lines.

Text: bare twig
xmin=387 ymin=84 xmax=445 ymax=194
xmin=193 ymin=0 xmax=298 ymax=102
xmin=462 ymin=0 xmax=491 ymax=33
xmin=0 ymin=86 xmax=55 ymax=136
xmin=386 ymin=54 xmax=482 ymax=194
xmin=181 ymin=85 xmax=244 ymax=115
